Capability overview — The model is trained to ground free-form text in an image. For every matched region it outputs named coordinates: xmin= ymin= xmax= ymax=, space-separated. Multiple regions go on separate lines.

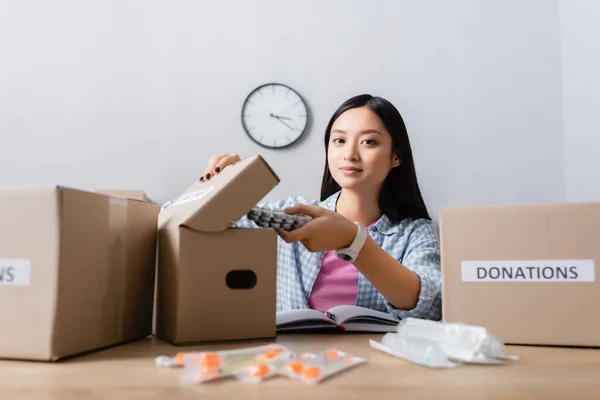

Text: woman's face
xmin=327 ymin=106 xmax=400 ymax=193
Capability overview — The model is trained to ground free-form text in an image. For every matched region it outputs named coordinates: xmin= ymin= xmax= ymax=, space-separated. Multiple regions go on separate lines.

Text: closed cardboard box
xmin=155 ymin=155 xmax=279 ymax=344
xmin=440 ymin=202 xmax=600 ymax=347
xmin=0 ymin=186 xmax=159 ymax=361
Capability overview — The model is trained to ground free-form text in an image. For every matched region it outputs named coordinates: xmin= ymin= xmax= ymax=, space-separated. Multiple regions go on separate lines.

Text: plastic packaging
xmin=178 ymin=344 xmax=294 ymax=385
xmin=280 ymin=348 xmax=366 ymax=384
xmin=155 ymin=351 xmax=205 ymax=368
xmin=247 ymin=205 xmax=311 ymax=231
xmin=369 ymin=334 xmax=458 ymax=369
xmin=395 ymin=318 xmax=519 ymax=364
xmin=158 ymin=345 xmax=366 ymax=384
xmin=233 ymin=354 xmax=298 ymax=383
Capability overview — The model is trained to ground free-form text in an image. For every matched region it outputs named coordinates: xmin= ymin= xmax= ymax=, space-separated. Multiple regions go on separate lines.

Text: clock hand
xmin=272 ymin=115 xmax=296 ymax=132
xmin=270 ymin=113 xmax=292 ymax=121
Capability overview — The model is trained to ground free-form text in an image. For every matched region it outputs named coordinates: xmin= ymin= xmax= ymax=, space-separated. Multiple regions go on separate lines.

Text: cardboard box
xmin=0 ymin=186 xmax=160 ymax=361
xmin=97 ymin=189 xmax=153 ymax=203
xmin=440 ymin=202 xmax=600 ymax=347
xmin=155 ymin=155 xmax=279 ymax=345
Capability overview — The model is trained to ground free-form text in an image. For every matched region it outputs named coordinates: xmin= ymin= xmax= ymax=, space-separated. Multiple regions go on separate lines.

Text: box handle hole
xmin=225 ymin=270 xmax=257 ymax=289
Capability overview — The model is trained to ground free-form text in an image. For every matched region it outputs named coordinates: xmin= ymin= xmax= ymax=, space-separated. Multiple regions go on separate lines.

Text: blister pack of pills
xmin=247 ymin=205 xmax=311 ymax=231
xmin=156 ymin=344 xmax=366 ymax=385
xmin=280 ymin=348 xmax=366 ymax=384
xmin=178 ymin=344 xmax=294 ymax=385
xmin=232 ymin=356 xmax=293 ymax=383
xmin=155 ymin=343 xmax=289 ymax=369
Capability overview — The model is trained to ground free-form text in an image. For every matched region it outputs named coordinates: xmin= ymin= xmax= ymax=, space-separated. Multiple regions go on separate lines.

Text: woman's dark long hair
xmin=320 ymin=94 xmax=431 ymax=222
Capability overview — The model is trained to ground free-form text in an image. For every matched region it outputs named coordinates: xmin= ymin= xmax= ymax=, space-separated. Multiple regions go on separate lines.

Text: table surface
xmin=1 ymin=333 xmax=599 ymax=400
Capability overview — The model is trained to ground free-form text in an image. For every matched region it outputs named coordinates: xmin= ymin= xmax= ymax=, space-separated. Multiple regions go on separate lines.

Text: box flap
xmin=96 ymin=190 xmax=151 ymax=203
xmin=161 ymin=155 xmax=280 ymax=233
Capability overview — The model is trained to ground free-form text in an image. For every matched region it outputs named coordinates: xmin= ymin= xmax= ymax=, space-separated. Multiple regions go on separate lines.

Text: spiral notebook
xmin=276 ymin=305 xmax=400 ymax=333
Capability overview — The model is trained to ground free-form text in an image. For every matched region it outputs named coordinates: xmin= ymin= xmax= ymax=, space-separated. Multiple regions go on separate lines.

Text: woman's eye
xmin=362 ymin=139 xmax=377 ymax=145
xmin=332 ymin=138 xmax=344 ymax=144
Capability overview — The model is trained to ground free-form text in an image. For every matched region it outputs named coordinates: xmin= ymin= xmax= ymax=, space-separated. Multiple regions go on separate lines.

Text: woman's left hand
xmin=277 ymin=204 xmax=358 ymax=252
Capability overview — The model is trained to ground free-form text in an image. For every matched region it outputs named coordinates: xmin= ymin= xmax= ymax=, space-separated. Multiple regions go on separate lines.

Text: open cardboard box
xmin=154 ymin=155 xmax=280 ymax=344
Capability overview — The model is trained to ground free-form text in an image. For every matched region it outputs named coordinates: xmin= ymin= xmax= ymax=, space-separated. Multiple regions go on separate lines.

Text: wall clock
xmin=241 ymin=83 xmax=309 ymax=149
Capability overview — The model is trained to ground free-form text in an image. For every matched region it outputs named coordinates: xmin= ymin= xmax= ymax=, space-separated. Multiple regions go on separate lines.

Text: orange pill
xmin=325 ymin=349 xmax=339 ymax=360
xmin=301 ymin=365 xmax=321 ymax=381
xmin=262 ymin=348 xmax=283 ymax=359
xmin=175 ymin=352 xmax=197 ymax=366
xmin=249 ymin=363 xmax=270 ymax=378
xmin=198 ymin=352 xmax=219 ymax=361
xmin=286 ymin=361 xmax=303 ymax=374
xmin=175 ymin=353 xmax=186 ymax=365
xmin=199 ymin=359 xmax=220 ymax=369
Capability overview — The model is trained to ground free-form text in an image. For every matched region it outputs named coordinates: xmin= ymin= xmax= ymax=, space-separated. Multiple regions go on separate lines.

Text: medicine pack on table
xmin=156 ymin=344 xmax=366 ymax=385
xmin=370 ymin=317 xmax=519 ymax=368
xmin=279 ymin=348 xmax=366 ymax=385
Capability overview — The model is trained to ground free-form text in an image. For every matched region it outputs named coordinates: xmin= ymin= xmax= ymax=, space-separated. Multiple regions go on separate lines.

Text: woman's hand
xmin=277 ymin=204 xmax=358 ymax=252
xmin=200 ymin=153 xmax=241 ymax=181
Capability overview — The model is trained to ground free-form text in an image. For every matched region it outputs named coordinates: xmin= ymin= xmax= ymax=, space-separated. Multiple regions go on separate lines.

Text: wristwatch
xmin=335 ymin=222 xmax=368 ymax=262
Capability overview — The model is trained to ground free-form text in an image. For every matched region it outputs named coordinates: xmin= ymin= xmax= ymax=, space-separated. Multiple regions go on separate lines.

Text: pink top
xmin=307 ymin=222 xmax=374 ymax=313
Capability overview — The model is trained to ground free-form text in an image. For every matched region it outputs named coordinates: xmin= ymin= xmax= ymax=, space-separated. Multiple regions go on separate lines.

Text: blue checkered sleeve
xmin=382 ymin=219 xmax=442 ymax=320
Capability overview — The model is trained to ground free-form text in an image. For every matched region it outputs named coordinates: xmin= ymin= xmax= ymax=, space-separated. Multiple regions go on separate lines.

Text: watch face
xmin=336 ymin=251 xmax=355 ymax=262
xmin=241 ymin=83 xmax=309 ymax=149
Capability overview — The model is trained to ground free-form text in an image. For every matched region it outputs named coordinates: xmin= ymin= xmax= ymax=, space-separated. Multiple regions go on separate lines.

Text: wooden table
xmin=1 ymin=333 xmax=599 ymax=399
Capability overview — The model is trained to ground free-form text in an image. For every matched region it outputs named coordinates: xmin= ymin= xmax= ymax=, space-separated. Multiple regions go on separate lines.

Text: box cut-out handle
xmin=225 ymin=270 xmax=257 ymax=289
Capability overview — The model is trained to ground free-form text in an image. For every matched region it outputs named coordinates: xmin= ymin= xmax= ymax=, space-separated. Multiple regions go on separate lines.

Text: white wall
xmin=559 ymin=0 xmax=600 ymax=202
xmin=0 ymin=0 xmax=567 ymax=220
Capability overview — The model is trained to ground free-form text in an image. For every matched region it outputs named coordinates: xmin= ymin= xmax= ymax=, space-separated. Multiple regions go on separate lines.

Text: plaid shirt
xmin=161 ymin=190 xmax=441 ymax=321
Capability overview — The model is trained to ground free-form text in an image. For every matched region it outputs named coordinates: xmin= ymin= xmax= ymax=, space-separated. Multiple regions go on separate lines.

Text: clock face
xmin=241 ymin=83 xmax=309 ymax=149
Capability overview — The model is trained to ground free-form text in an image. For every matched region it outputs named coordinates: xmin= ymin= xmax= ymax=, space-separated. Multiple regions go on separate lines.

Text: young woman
xmin=162 ymin=94 xmax=441 ymax=321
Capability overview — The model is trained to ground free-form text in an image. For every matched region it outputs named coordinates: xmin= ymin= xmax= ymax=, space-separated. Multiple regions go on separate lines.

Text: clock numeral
xmin=272 ymin=85 xmax=275 ymax=93
xmin=285 ymin=88 xmax=290 ymax=97
xmin=286 ymin=135 xmax=291 ymax=142
xmin=259 ymin=135 xmax=264 ymax=142
xmin=247 ymin=127 xmax=255 ymax=131
xmin=294 ymin=100 xmax=302 ymax=106
xmin=273 ymin=138 xmax=277 ymax=146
